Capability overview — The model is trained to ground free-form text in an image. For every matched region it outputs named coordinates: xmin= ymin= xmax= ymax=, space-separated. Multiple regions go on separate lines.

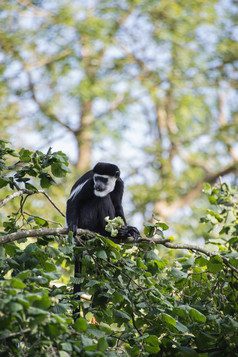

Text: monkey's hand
xmin=118 ymin=225 xmax=140 ymax=241
xmin=127 ymin=226 xmax=140 ymax=241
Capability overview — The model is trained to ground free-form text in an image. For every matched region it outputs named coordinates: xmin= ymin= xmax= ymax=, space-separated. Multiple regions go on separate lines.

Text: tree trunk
xmin=76 ymin=101 xmax=93 ymax=173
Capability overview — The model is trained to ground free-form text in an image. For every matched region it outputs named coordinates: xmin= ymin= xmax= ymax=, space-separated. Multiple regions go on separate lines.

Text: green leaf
xmin=157 ymin=222 xmax=169 ymax=230
xmin=87 ymin=328 xmax=105 ymax=338
xmin=19 ymin=148 xmax=32 ymax=162
xmin=210 ymin=255 xmax=223 ymax=263
xmin=34 ymin=217 xmax=48 ymax=226
xmin=51 ymin=163 xmax=70 ymax=177
xmin=33 ymin=294 xmax=51 ymax=310
xmin=52 ymin=303 xmax=69 ymax=314
xmin=162 ymin=313 xmax=176 ymax=326
xmin=81 ymin=335 xmax=94 ymax=347
xmin=0 ymin=178 xmax=9 ymax=188
xmin=144 ymin=222 xmax=156 ymax=227
xmin=207 ymin=256 xmax=223 ymax=273
xmin=203 ymin=183 xmax=211 ymax=194
xmin=59 ymin=352 xmax=70 ymax=357
xmin=28 ymin=307 xmax=49 ymax=316
xmin=98 ymin=337 xmax=109 ymax=352
xmin=39 ymin=172 xmax=56 ymax=188
xmin=174 ymin=321 xmax=188 ymax=333
xmin=136 ymin=257 xmax=147 ymax=270
xmin=209 ymin=196 xmax=217 ymax=204
xmin=170 ymin=268 xmax=187 ymax=279
xmin=8 ymin=302 xmax=23 ymax=312
xmin=229 ymin=258 xmax=238 ymax=268
xmin=45 ymin=324 xmax=62 ymax=338
xmin=25 ymin=182 xmax=38 ymax=191
xmin=196 ymin=256 xmax=208 ymax=267
xmin=114 ymin=310 xmax=131 ymax=323
xmin=11 ymin=278 xmax=26 ymax=289
xmin=74 ymin=318 xmax=87 ymax=332
xmin=46 ymin=246 xmax=60 ymax=259
xmin=145 ymin=335 xmax=160 ymax=353
xmin=189 ymin=308 xmax=206 ymax=323
xmin=101 ymin=236 xmax=121 ymax=250
xmin=175 ymin=305 xmax=189 ymax=318
xmin=96 ymin=249 xmax=107 ymax=260
xmin=145 ymin=250 xmax=160 ymax=261
xmin=43 ymin=262 xmax=56 ymax=272
xmin=85 ymin=279 xmax=102 ymax=288
xmin=61 ymin=343 xmax=73 ymax=352
xmin=144 ymin=226 xmax=155 ymax=238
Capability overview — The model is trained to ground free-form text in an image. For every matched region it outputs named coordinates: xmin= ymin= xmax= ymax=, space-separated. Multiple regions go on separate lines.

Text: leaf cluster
xmin=0 ymin=140 xmax=70 ymax=191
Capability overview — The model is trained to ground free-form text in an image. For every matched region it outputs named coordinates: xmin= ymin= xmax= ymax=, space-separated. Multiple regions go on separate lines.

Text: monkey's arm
xmin=66 ymin=198 xmax=79 ymax=235
xmin=110 ymin=178 xmax=127 ymax=224
xmin=111 ymin=179 xmax=140 ymax=241
xmin=66 ymin=176 xmax=94 ymax=234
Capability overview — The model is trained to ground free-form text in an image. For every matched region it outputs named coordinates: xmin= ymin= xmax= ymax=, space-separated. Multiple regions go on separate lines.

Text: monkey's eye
xmin=94 ymin=176 xmax=108 ymax=184
xmin=100 ymin=177 xmax=108 ymax=184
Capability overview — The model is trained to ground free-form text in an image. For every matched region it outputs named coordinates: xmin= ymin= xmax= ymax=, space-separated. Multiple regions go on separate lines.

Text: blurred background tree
xmin=0 ymin=0 xmax=238 ymax=239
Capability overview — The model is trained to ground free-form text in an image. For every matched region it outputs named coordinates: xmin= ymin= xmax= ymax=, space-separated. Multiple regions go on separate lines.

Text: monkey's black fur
xmin=66 ymin=162 xmax=139 ymax=312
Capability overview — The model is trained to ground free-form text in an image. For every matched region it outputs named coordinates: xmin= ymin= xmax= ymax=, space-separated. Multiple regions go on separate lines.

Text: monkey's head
xmin=93 ymin=162 xmax=120 ymax=197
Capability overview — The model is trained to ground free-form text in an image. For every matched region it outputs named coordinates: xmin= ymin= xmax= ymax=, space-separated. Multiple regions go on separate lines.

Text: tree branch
xmin=0 ymin=328 xmax=31 ymax=340
xmin=0 ymin=227 xmax=90 ymax=245
xmin=155 ymin=162 xmax=238 ymax=218
xmin=24 ymin=49 xmax=72 ymax=71
xmin=0 ymin=189 xmax=65 ymax=217
xmin=40 ymin=191 xmax=65 ymax=217
xmin=0 ymin=190 xmax=26 ymax=208
xmin=27 ymin=72 xmax=75 ymax=133
xmin=0 ymin=228 xmax=237 ymax=276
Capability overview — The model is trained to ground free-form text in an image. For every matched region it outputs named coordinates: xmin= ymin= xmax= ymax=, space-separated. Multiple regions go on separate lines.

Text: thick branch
xmin=0 ymin=227 xmax=92 ymax=245
xmin=0 ymin=228 xmax=237 ymax=276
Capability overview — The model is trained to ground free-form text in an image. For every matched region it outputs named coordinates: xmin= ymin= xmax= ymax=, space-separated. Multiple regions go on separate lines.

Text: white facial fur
xmin=93 ymin=174 xmax=117 ymax=197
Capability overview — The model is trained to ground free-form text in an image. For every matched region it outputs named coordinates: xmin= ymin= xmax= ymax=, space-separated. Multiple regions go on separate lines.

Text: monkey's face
xmin=93 ymin=174 xmax=117 ymax=197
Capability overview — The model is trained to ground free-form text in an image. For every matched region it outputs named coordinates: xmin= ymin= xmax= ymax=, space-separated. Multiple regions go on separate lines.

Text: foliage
xmin=0 ymin=139 xmax=70 ymax=192
xmin=0 ymin=139 xmax=70 ymax=232
xmin=0 ymin=145 xmax=238 ymax=356
xmin=105 ymin=216 xmax=124 ymax=237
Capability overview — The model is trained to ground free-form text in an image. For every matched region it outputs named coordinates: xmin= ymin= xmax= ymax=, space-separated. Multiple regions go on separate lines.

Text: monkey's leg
xmin=73 ymin=250 xmax=82 ymax=317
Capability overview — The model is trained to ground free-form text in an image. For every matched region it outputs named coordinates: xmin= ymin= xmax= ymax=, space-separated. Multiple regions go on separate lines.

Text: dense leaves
xmin=0 ymin=145 xmax=238 ymax=355
xmin=0 ymin=140 xmax=70 ymax=192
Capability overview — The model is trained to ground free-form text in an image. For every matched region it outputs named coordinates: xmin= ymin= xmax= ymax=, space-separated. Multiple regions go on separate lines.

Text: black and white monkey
xmin=66 ymin=162 xmax=139 ymax=239
xmin=66 ymin=162 xmax=140 ymax=305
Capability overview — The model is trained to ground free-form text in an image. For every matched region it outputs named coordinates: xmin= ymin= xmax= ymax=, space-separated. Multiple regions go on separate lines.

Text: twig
xmin=0 ymin=328 xmax=31 ymax=340
xmin=0 ymin=189 xmax=65 ymax=217
xmin=23 ymin=211 xmax=63 ymax=226
xmin=40 ymin=191 xmax=65 ymax=217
